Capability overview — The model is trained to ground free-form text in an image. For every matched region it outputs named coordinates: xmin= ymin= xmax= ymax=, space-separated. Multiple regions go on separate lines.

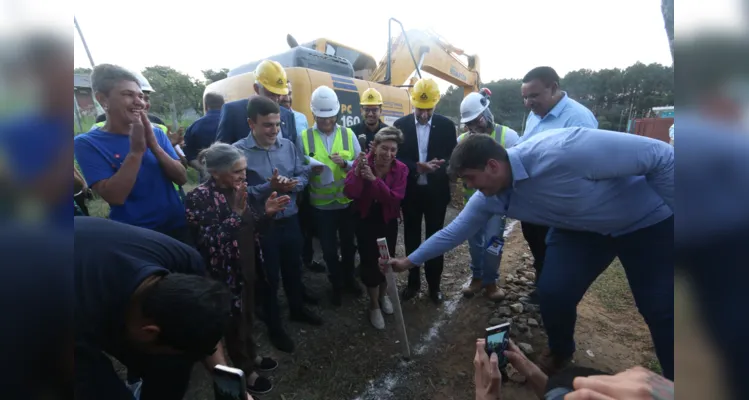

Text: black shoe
xmin=305 ymin=260 xmax=326 ymax=273
xmin=269 ymin=329 xmax=295 ymax=353
xmin=429 ymin=289 xmax=444 ymax=304
xmin=400 ymin=286 xmax=420 ymax=301
xmin=255 ymin=357 xmax=278 ymax=372
xmin=344 ymin=279 xmax=363 ymax=297
xmin=290 ymin=307 xmax=323 ymax=326
xmin=247 ymin=375 xmax=273 ymax=395
xmin=302 ymin=290 xmax=320 ymax=305
xmin=330 ymin=288 xmax=343 ymax=306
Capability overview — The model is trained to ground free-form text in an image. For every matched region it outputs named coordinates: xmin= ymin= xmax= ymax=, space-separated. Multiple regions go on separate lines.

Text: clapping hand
xmin=360 ymin=162 xmax=376 ymax=182
xmin=264 ymin=191 xmax=291 ymax=216
xmin=231 ymin=182 xmax=248 ymax=215
xmin=329 ymin=153 xmax=347 ymax=168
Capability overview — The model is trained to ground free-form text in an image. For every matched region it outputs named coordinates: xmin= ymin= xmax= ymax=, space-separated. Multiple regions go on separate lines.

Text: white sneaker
xmin=370 ymin=309 xmax=385 ymax=330
xmin=380 ymin=296 xmax=394 ymax=315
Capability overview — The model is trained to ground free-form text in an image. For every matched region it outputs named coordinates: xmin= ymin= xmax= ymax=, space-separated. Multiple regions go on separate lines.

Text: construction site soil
xmin=173 ymin=202 xmax=658 ymax=400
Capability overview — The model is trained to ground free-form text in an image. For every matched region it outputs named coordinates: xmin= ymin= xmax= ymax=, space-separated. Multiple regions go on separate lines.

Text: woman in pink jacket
xmin=344 ymin=127 xmax=408 ymax=330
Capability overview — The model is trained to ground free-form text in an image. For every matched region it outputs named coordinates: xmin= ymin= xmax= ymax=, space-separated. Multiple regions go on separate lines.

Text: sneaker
xmin=484 ymin=282 xmax=505 ymax=302
xmin=370 ymin=309 xmax=385 ymax=330
xmin=247 ymin=375 xmax=273 ymax=395
xmin=462 ymin=278 xmax=483 ymax=298
xmin=380 ymin=296 xmax=394 ymax=315
xmin=255 ymin=357 xmax=278 ymax=372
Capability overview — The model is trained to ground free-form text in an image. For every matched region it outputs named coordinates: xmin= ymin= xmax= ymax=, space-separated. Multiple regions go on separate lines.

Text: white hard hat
xmin=460 ymin=92 xmax=490 ymax=123
xmin=310 ymin=86 xmax=339 ymax=118
xmin=130 ymin=69 xmax=155 ymax=93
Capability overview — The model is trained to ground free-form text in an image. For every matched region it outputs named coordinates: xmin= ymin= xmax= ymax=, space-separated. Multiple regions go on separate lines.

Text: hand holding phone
xmin=213 ymin=365 xmax=245 ymax=400
xmin=485 ymin=322 xmax=511 ymax=368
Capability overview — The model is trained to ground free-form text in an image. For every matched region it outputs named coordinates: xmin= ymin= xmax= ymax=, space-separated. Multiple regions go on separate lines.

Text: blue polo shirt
xmin=74 ymin=127 xmax=186 ymax=231
xmin=184 ymin=109 xmax=221 ymax=162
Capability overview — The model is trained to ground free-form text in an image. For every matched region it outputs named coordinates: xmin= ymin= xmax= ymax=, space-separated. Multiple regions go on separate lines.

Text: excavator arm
xmin=370 ymin=27 xmax=481 ymax=98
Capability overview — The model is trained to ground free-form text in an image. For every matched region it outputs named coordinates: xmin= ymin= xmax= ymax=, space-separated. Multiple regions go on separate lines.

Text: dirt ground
xmin=182 ymin=205 xmax=659 ymax=400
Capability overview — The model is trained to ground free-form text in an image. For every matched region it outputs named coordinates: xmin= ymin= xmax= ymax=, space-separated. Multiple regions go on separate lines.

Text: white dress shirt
xmin=415 ymin=117 xmax=432 ymax=185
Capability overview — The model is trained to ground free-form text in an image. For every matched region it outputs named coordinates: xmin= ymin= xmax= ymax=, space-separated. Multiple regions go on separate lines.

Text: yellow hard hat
xmin=360 ymin=88 xmax=383 ymax=106
xmin=254 ymin=60 xmax=289 ymax=95
xmin=411 ymin=78 xmax=440 ymax=109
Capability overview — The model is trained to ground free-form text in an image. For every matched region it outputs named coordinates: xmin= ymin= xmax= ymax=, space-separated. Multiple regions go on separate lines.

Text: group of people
xmin=73 ymin=58 xmax=674 ymax=399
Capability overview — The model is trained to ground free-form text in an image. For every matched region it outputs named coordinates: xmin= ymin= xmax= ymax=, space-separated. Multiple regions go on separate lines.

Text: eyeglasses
xmin=363 ymin=107 xmax=380 ymax=115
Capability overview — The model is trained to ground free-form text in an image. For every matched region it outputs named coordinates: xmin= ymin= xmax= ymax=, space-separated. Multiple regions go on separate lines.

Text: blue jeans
xmin=468 ymin=214 xmax=507 ymax=285
xmin=538 ymin=216 xmax=674 ymax=380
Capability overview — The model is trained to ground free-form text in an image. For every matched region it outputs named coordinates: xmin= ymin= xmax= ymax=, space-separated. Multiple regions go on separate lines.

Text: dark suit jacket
xmin=394 ymin=113 xmax=457 ymax=205
xmin=215 ymin=97 xmax=298 ymax=145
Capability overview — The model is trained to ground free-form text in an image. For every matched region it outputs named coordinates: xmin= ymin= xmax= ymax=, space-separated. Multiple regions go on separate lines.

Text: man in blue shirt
xmin=234 ymin=97 xmax=322 ymax=343
xmin=74 ymin=64 xmax=189 ymax=242
xmin=518 ymin=66 xmax=598 ymax=303
xmin=385 ymin=129 xmax=674 ymax=380
xmin=184 ymin=92 xmax=224 ymax=182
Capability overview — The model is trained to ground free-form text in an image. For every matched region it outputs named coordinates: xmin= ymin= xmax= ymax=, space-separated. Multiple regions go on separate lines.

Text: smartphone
xmin=485 ymin=322 xmax=511 ymax=368
xmin=212 ymin=365 xmax=245 ymax=400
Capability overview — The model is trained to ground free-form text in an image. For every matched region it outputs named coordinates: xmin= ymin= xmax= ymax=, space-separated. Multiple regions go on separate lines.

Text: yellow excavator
xmin=203 ymin=18 xmax=480 ymax=127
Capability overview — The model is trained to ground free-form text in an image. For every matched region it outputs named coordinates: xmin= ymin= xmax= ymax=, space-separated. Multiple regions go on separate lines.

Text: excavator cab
xmin=227 ymin=46 xmax=355 ymax=78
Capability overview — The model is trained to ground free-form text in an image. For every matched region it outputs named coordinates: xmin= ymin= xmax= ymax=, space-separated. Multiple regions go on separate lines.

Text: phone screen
xmin=213 ymin=366 xmax=245 ymax=400
xmin=485 ymin=323 xmax=511 ymax=367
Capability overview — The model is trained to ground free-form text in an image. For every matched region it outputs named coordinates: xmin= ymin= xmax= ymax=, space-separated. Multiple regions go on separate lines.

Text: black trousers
xmin=402 ymin=186 xmax=448 ymax=291
xmin=298 ymin=190 xmax=317 ymax=265
xmin=520 ymin=221 xmax=549 ymax=283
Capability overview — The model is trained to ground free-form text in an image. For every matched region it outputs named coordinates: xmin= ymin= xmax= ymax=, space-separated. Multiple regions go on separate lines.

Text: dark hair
xmin=141 ymin=273 xmax=231 ymax=358
xmin=90 ymin=63 xmax=140 ymax=95
xmin=522 ymin=66 xmax=560 ymax=87
xmin=204 ymin=92 xmax=225 ymax=111
xmin=448 ymin=134 xmax=508 ymax=177
xmin=95 ymin=113 xmax=107 ymax=123
xmin=246 ymin=95 xmax=280 ymax=121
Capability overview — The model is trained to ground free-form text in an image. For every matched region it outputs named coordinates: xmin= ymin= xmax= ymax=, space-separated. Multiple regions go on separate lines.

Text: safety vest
xmin=302 ymin=126 xmax=355 ymax=207
xmin=457 ymin=124 xmax=507 ymax=202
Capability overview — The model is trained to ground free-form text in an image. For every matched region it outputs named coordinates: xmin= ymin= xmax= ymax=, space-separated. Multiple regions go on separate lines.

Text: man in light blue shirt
xmin=386 ymin=128 xmax=674 ymax=380
xmin=517 ymin=66 xmax=599 ymax=304
xmin=520 ymin=66 xmax=598 ymax=142
xmin=234 ymin=96 xmax=323 ymax=337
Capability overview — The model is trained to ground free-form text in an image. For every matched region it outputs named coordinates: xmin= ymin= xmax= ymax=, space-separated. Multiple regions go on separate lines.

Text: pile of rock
xmin=487 ymin=252 xmax=543 ymax=358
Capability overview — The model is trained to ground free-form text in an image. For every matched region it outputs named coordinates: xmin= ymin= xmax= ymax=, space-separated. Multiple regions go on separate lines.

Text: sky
xmin=68 ymin=0 xmax=735 ymax=91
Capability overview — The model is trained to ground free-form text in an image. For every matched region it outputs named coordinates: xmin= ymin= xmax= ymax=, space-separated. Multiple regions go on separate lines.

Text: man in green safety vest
xmin=458 ymin=89 xmax=520 ymax=300
xmin=298 ymin=86 xmax=363 ymax=306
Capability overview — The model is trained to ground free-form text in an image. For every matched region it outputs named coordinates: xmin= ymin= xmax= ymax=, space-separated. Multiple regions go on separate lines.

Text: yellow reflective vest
xmin=302 ymin=126 xmax=355 ymax=207
xmin=457 ymin=124 xmax=507 ymax=202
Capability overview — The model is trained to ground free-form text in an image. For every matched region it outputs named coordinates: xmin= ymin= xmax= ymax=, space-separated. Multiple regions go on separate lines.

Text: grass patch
xmin=644 ymin=355 xmax=663 ymax=375
xmin=589 ymin=258 xmax=636 ymax=313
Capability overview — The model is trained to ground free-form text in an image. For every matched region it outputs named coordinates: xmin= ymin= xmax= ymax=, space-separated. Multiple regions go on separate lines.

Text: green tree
xmin=74 ymin=67 xmax=92 ymax=75
xmin=202 ymin=68 xmax=230 ymax=84
xmin=142 ymin=65 xmax=204 ymax=120
xmin=437 ymin=61 xmax=673 ymax=133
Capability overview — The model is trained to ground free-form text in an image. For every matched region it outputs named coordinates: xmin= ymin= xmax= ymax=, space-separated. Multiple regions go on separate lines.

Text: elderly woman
xmin=344 ymin=127 xmax=408 ymax=329
xmin=185 ymin=143 xmax=290 ymax=395
xmin=74 ymin=64 xmax=190 ymax=242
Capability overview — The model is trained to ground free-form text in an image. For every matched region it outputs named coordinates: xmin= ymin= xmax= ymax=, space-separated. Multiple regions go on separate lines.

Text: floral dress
xmin=185 ymin=178 xmax=266 ymax=316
